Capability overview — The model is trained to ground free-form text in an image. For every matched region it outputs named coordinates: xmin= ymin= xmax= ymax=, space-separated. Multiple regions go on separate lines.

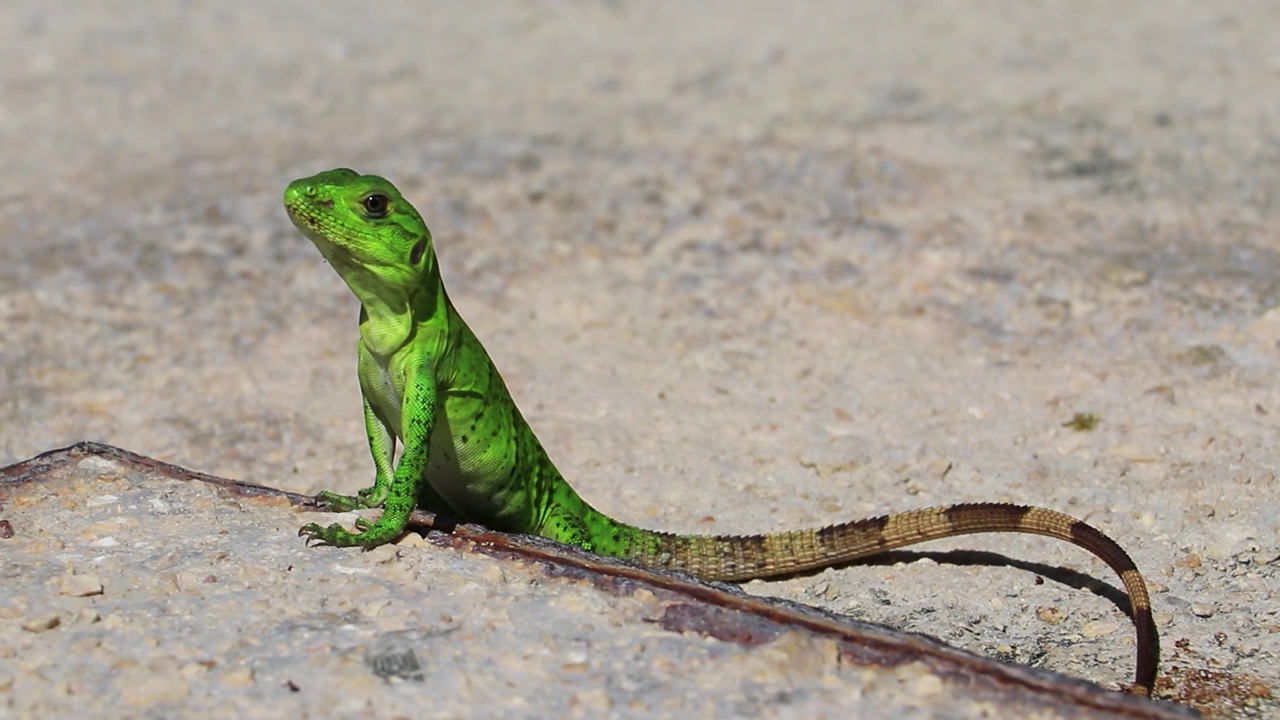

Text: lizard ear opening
xmin=409 ymin=238 xmax=428 ymax=266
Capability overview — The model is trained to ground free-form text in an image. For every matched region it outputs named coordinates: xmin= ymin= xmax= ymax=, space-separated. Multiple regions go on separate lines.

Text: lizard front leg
xmin=312 ymin=392 xmax=398 ymax=513
xmin=300 ymin=368 xmax=437 ymax=547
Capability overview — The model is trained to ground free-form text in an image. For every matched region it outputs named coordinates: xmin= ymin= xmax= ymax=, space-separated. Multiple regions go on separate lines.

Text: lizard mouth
xmin=284 ymin=203 xmax=376 ymax=272
xmin=284 ymin=192 xmax=333 ymax=218
xmin=285 ymin=203 xmax=328 ymax=239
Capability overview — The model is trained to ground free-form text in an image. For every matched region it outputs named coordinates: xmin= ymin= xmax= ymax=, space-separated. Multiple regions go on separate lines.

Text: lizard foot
xmin=298 ymin=521 xmax=365 ymax=547
xmin=312 ymin=489 xmax=379 ymax=513
xmin=298 ymin=516 xmax=401 ymax=548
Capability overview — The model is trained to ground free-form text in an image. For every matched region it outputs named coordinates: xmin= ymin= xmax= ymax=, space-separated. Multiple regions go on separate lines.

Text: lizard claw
xmin=298 ymin=521 xmax=357 ymax=547
xmin=312 ymin=491 xmax=364 ymax=513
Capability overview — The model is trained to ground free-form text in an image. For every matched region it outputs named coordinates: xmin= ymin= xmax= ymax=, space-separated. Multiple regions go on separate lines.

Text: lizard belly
xmin=364 ymin=363 xmax=403 ymax=437
xmin=422 ymin=396 xmax=519 ymax=521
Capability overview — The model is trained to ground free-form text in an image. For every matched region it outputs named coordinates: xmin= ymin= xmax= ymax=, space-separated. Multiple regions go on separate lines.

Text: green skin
xmin=286 ymin=168 xmax=652 ymax=556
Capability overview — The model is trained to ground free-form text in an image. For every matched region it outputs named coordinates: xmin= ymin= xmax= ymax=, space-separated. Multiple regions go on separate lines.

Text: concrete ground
xmin=2 ymin=2 xmax=1278 ymax=717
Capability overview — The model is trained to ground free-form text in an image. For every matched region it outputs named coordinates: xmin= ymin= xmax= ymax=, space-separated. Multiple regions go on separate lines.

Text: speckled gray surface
xmin=2 ymin=2 xmax=1279 ymax=717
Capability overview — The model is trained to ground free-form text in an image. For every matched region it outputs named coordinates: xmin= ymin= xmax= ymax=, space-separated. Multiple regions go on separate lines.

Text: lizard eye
xmin=361 ymin=193 xmax=390 ymax=219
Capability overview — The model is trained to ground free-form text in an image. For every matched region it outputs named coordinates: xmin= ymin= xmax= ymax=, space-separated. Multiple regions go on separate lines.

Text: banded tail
xmin=614 ymin=503 xmax=1157 ymax=696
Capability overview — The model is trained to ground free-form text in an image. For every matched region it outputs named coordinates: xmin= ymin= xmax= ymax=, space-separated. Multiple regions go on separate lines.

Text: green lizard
xmin=284 ymin=168 xmax=1158 ymax=696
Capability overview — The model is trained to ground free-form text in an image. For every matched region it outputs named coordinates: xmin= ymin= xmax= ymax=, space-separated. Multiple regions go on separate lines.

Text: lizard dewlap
xmin=284 ymin=168 xmax=1159 ymax=696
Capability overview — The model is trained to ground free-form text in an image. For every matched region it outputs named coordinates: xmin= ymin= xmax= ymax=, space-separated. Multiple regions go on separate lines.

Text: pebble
xmin=811 ymin=580 xmax=840 ymax=601
xmin=1255 ymin=549 xmax=1280 ymax=565
xmin=1190 ymin=603 xmax=1216 ymax=618
xmin=1036 ymin=606 xmax=1063 ymax=625
xmin=59 ymin=573 xmax=104 ymax=597
xmin=220 ymin=666 xmax=255 ymax=688
xmin=21 ymin=614 xmax=60 ymax=632
xmin=399 ymin=532 xmax=431 ymax=548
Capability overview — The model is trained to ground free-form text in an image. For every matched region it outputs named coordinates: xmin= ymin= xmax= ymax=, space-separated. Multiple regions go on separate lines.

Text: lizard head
xmin=284 ymin=168 xmax=435 ymax=293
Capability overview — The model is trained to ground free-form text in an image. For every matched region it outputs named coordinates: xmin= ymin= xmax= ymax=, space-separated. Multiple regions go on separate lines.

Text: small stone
xmin=1190 ymin=603 xmax=1215 ymax=618
xmin=362 ymin=599 xmax=391 ymax=617
xmin=398 ymin=532 xmax=430 ymax=548
xmin=59 ymin=572 xmax=104 ymax=597
xmin=1036 ymin=606 xmax=1064 ymax=625
xmin=1233 ymin=640 xmax=1260 ymax=657
xmin=1174 ymin=553 xmax=1201 ymax=568
xmin=1255 ymin=549 xmax=1280 ymax=566
xmin=926 ymin=458 xmax=952 ymax=479
xmin=482 ymin=563 xmax=507 ymax=584
xmin=368 ymin=543 xmax=400 ymax=564
xmin=21 ymin=613 xmax=61 ymax=632
xmin=812 ymin=580 xmax=840 ymax=601
xmin=221 ymin=666 xmax=255 ymax=688
xmin=86 ymin=494 xmax=121 ymax=507
xmin=908 ymin=671 xmax=944 ymax=697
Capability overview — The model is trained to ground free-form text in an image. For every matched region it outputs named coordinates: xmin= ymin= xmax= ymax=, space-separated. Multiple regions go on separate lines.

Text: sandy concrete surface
xmin=2 ymin=1 xmax=1279 ymax=717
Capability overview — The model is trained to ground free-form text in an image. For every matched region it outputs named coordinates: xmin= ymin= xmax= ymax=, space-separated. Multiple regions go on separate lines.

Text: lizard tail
xmin=615 ymin=503 xmax=1157 ymax=696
